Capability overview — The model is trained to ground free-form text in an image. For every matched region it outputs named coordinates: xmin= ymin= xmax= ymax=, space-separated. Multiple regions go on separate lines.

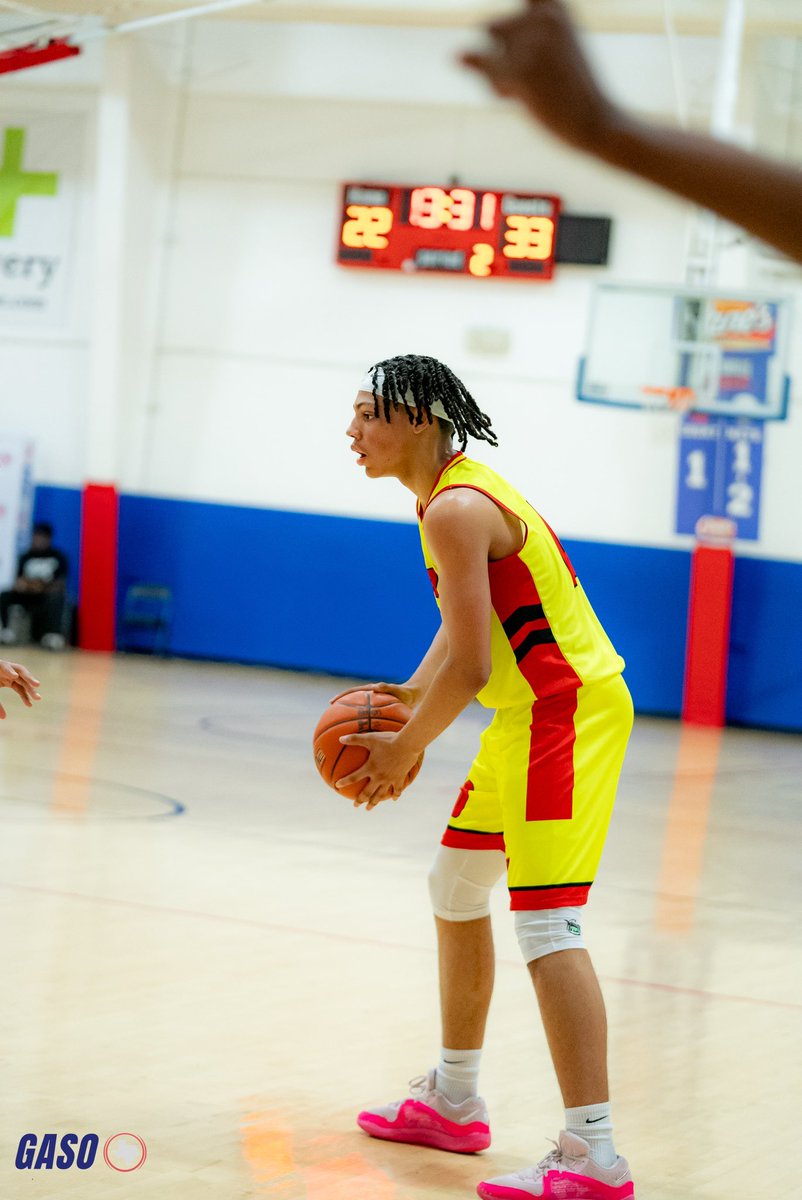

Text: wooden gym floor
xmin=0 ymin=648 xmax=800 ymax=1198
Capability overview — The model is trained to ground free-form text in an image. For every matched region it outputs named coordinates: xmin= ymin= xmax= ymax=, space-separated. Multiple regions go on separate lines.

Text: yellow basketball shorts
xmin=441 ymin=674 xmax=634 ymax=910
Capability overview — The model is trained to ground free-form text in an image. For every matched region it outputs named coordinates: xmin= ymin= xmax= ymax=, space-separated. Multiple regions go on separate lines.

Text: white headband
xmin=358 ymin=367 xmax=452 ymax=424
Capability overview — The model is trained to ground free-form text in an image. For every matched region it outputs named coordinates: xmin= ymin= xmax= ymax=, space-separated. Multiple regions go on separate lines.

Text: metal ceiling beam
xmin=14 ymin=0 xmax=802 ymax=35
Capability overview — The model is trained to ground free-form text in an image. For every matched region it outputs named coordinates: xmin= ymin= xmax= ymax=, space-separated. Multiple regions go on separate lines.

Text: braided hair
xmin=364 ymin=354 xmax=498 ymax=450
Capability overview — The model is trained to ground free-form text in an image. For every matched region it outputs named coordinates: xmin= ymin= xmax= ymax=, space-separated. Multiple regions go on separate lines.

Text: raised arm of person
xmin=337 ymin=490 xmax=494 ymax=807
xmin=462 ymin=0 xmax=802 ymax=264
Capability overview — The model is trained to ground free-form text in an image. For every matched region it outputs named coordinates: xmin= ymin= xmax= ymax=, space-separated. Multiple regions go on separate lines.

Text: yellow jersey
xmin=417 ymin=453 xmax=625 ymax=708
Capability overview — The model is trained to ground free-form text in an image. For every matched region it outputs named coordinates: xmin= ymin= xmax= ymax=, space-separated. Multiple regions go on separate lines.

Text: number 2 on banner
xmin=342 ymin=205 xmax=393 ymax=249
xmin=503 ymin=216 xmax=554 ymax=260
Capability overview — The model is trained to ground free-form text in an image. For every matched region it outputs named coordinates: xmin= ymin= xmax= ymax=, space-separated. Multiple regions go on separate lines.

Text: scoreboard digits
xmin=337 ymin=182 xmax=560 ymax=281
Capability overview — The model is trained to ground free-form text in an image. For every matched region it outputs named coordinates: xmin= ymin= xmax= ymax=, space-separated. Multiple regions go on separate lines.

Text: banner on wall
xmin=676 ymin=414 xmax=764 ymax=542
xmin=0 ymin=438 xmax=36 ymax=589
xmin=0 ymin=113 xmax=85 ymax=330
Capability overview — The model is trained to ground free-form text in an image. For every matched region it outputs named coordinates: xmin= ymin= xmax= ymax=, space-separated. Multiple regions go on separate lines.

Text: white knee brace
xmin=514 ymin=907 xmax=586 ymax=963
xmin=428 ymin=844 xmax=507 ymax=922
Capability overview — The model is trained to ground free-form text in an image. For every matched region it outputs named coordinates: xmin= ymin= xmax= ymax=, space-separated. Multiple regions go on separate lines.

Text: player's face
xmin=347 ymin=393 xmax=411 ymax=478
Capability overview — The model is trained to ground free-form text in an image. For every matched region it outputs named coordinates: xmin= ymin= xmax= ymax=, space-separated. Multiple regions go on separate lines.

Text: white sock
xmin=565 ymin=1102 xmax=616 ymax=1168
xmin=435 ymin=1047 xmax=482 ymax=1104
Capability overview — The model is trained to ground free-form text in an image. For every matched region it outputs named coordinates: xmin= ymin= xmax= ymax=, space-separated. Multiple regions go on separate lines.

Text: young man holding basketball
xmin=341 ymin=354 xmax=634 ymax=1200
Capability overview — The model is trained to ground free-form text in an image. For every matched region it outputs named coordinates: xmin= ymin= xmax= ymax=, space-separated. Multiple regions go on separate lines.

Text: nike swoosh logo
xmin=586 ymin=1116 xmax=608 ymax=1123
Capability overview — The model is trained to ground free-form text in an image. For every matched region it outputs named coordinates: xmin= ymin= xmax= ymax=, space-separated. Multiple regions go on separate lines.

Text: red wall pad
xmin=79 ymin=483 xmax=119 ymax=652
xmin=682 ymin=543 xmax=735 ymax=727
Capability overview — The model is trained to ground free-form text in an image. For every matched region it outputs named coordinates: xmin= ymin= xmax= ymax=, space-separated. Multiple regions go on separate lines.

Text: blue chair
xmin=118 ymin=584 xmax=173 ymax=655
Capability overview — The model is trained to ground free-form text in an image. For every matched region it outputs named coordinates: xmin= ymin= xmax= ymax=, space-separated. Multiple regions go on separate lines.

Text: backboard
xmin=577 ymin=283 xmax=793 ymax=420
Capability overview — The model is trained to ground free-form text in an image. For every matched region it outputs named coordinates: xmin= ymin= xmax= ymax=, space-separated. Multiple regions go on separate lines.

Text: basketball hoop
xmin=641 ymin=385 xmax=697 ymax=413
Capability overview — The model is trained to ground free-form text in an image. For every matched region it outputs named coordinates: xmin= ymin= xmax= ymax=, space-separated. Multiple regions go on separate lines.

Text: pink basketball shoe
xmin=476 ymin=1130 xmax=634 ymax=1199
xmin=357 ymin=1069 xmax=491 ymax=1154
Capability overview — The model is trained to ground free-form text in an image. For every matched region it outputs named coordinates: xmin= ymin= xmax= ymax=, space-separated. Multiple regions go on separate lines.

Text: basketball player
xmin=339 ymin=355 xmax=635 ymax=1200
xmin=462 ymin=0 xmax=802 ymax=265
xmin=0 ymin=658 xmax=41 ymax=717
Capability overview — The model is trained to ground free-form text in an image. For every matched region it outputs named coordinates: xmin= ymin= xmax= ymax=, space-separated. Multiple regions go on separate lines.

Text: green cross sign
xmin=0 ymin=127 xmax=58 ymax=238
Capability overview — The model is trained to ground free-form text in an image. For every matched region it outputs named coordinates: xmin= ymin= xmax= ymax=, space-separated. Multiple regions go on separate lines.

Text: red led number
xmin=409 ymin=187 xmax=476 ymax=232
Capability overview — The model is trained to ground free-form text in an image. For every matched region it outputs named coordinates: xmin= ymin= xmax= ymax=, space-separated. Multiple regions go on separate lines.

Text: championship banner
xmin=0 ymin=438 xmax=35 ymax=588
xmin=0 ymin=113 xmax=85 ymax=329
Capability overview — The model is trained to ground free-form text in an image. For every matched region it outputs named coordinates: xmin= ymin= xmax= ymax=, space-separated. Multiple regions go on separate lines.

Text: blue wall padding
xmin=30 ymin=484 xmax=82 ymax=597
xmin=32 ymin=485 xmax=802 ymax=730
xmin=116 ymin=494 xmax=440 ymax=681
xmin=728 ymin=556 xmax=802 ymax=731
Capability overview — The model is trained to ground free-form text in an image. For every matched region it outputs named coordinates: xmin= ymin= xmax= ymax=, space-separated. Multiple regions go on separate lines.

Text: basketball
xmin=313 ymin=690 xmax=423 ymax=800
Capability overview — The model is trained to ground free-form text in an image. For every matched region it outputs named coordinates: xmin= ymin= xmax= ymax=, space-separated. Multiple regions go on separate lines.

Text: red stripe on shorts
xmin=509 ymin=883 xmax=591 ymax=910
xmin=442 ymin=826 xmax=505 ymax=852
xmin=526 ymin=690 xmax=578 ymax=822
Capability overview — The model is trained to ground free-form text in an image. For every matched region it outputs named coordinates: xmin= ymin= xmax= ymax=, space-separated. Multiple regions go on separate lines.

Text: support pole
xmin=682 ymin=518 xmax=736 ymax=726
xmin=79 ymin=35 xmax=129 ymax=651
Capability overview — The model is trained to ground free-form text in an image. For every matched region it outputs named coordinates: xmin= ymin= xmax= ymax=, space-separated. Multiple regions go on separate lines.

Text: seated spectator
xmin=0 ymin=522 xmax=69 ymax=650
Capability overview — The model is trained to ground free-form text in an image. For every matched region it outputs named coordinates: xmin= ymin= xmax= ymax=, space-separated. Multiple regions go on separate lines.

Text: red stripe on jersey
xmin=442 ymin=827 xmax=506 ymax=852
xmin=526 ymin=691 xmax=578 ymax=821
xmin=509 ymin=884 xmax=591 ymax=910
xmin=488 ymin=553 xmax=581 ymax=697
xmin=427 ymin=567 xmax=440 ymax=598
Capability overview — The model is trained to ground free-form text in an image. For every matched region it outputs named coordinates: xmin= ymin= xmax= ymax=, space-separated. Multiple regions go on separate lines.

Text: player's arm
xmin=392 ymin=492 xmax=493 ymax=751
xmin=337 ymin=491 xmax=493 ymax=806
xmin=463 ymin=0 xmax=802 ymax=264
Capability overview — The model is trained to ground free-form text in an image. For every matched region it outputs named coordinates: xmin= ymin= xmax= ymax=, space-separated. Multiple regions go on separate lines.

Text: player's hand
xmin=329 ymin=680 xmax=422 ymax=708
xmin=0 ymin=660 xmax=42 ymax=717
xmin=461 ymin=0 xmax=622 ymax=153
xmin=336 ymin=730 xmax=423 ymax=810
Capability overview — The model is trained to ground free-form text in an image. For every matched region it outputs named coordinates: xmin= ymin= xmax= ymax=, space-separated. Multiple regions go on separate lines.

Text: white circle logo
xmin=103 ymin=1133 xmax=147 ymax=1172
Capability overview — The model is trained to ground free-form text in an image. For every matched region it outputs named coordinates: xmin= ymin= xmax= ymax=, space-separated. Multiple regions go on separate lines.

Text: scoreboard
xmin=336 ymin=182 xmax=561 ymax=281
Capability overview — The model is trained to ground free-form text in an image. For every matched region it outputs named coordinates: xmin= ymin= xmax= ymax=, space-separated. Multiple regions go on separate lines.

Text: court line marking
xmin=1 ymin=879 xmax=799 ymax=1013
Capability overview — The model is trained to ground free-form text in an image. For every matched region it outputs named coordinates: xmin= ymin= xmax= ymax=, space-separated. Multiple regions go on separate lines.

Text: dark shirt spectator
xmin=0 ymin=522 xmax=69 ymax=650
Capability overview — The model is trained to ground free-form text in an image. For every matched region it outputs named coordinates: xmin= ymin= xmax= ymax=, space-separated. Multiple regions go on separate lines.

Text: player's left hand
xmin=0 ymin=660 xmax=42 ymax=717
xmin=336 ymin=731 xmax=422 ymax=810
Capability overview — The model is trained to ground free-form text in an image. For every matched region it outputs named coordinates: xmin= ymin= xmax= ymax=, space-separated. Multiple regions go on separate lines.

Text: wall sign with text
xmin=676 ymin=413 xmax=764 ymax=542
xmin=336 ymin=182 xmax=560 ymax=281
xmin=0 ymin=114 xmax=84 ymax=330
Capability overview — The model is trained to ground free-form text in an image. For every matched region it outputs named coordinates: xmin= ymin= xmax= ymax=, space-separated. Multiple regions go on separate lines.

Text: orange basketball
xmin=312 ymin=690 xmax=423 ymax=800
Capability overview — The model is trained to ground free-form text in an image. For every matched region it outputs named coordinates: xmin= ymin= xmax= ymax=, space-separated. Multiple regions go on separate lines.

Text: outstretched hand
xmin=0 ymin=660 xmax=41 ymax=718
xmin=461 ymin=0 xmax=622 ymax=153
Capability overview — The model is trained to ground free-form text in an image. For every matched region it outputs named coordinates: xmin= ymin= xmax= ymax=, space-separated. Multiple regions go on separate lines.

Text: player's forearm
xmin=405 ymin=624 xmax=449 ymax=696
xmin=601 ymin=114 xmax=802 ymax=262
xmin=395 ymin=656 xmax=488 ymax=756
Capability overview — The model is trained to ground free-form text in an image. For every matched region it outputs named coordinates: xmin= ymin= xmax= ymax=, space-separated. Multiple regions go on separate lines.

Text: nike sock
xmin=565 ymin=1102 xmax=616 ymax=1168
xmin=435 ymin=1047 xmax=482 ymax=1105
